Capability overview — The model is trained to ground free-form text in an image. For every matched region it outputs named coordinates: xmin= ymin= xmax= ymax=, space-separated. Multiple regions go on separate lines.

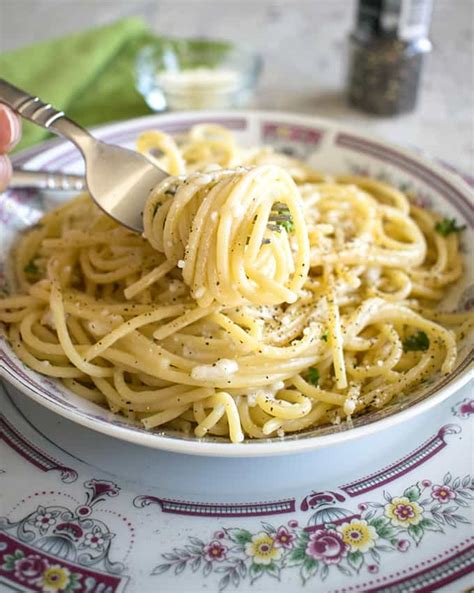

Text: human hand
xmin=0 ymin=104 xmax=22 ymax=191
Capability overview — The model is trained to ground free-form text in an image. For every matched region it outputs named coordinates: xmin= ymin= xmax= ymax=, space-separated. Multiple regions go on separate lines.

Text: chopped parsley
xmin=306 ymin=367 xmax=320 ymax=386
xmin=274 ymin=204 xmax=294 ymax=233
xmin=403 ymin=331 xmax=430 ymax=352
xmin=24 ymin=260 xmax=40 ymax=278
xmin=321 ymin=331 xmax=329 ymax=342
xmin=279 ymin=217 xmax=294 ymax=234
xmin=434 ymin=217 xmax=466 ymax=237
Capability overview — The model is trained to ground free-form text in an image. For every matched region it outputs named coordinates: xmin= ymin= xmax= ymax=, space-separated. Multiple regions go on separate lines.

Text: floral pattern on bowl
xmin=151 ymin=473 xmax=473 ymax=590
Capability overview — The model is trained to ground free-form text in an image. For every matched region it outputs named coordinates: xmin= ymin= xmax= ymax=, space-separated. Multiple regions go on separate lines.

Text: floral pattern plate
xmin=0 ymin=378 xmax=473 ymax=593
xmin=0 ymin=112 xmax=473 ymax=591
xmin=0 ymin=111 xmax=473 ymax=456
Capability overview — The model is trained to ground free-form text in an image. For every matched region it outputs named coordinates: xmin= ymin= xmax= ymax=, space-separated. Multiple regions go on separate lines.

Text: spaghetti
xmin=0 ymin=124 xmax=470 ymax=443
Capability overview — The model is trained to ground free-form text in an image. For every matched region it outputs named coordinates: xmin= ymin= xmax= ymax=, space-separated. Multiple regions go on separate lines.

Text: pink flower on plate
xmin=274 ymin=526 xmax=296 ymax=549
xmin=397 ymin=539 xmax=410 ymax=552
xmin=213 ymin=531 xmax=225 ymax=540
xmin=385 ymin=497 xmax=423 ymax=527
xmin=421 ymin=480 xmax=432 ymax=487
xmin=288 ymin=520 xmax=298 ymax=528
xmin=367 ymin=564 xmax=379 ymax=574
xmin=203 ymin=540 xmax=228 ymax=562
xmin=14 ymin=555 xmax=49 ymax=584
xmin=431 ymin=484 xmax=456 ymax=504
xmin=452 ymin=398 xmax=474 ymax=418
xmin=306 ymin=529 xmax=348 ymax=565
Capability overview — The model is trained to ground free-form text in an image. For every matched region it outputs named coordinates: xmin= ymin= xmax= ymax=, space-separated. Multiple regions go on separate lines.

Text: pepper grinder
xmin=347 ymin=0 xmax=433 ymax=116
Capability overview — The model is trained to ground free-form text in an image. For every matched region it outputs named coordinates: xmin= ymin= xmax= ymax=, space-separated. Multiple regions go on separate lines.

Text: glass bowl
xmin=135 ymin=39 xmax=262 ymax=111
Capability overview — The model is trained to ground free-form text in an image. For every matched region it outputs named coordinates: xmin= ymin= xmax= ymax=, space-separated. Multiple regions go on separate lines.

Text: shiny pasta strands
xmin=0 ymin=124 xmax=471 ymax=443
xmin=143 ymin=165 xmax=310 ymax=307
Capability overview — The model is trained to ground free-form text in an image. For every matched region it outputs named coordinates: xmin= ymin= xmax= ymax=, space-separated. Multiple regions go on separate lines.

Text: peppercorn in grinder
xmin=348 ymin=0 xmax=433 ymax=115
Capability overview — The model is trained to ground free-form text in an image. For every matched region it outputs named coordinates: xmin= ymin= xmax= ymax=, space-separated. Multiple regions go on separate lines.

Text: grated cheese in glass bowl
xmin=135 ymin=38 xmax=262 ymax=111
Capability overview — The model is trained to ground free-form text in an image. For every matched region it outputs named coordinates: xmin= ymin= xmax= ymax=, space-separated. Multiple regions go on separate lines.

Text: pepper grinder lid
xmin=355 ymin=0 xmax=433 ymax=41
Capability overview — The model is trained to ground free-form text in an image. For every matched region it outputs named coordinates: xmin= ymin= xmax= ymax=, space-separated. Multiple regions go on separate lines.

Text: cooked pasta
xmin=0 ymin=124 xmax=471 ymax=443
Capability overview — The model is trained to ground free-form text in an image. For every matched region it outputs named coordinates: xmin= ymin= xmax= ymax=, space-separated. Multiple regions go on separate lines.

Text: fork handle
xmin=0 ymin=79 xmax=93 ymax=152
xmin=11 ymin=169 xmax=86 ymax=191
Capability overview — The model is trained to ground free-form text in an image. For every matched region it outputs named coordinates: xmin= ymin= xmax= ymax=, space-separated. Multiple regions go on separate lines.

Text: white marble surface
xmin=1 ymin=0 xmax=473 ymax=171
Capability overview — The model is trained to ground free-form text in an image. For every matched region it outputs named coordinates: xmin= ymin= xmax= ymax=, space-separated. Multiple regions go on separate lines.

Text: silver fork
xmin=2 ymin=79 xmax=292 ymax=234
xmin=10 ymin=169 xmax=294 ymax=236
xmin=0 ymin=79 xmax=168 ymax=232
xmin=11 ymin=169 xmax=85 ymax=191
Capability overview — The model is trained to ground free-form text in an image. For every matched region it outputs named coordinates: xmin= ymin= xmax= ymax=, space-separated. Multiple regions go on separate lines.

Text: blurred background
xmin=0 ymin=0 xmax=473 ymax=171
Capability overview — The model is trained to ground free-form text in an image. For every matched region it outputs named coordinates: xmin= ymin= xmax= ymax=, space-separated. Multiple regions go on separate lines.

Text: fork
xmin=1 ymin=79 xmax=292 ymax=234
xmin=10 ymin=167 xmax=294 ymax=236
xmin=0 ymin=79 xmax=168 ymax=232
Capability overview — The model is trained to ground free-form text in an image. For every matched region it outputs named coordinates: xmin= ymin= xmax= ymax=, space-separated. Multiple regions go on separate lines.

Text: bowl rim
xmin=4 ymin=109 xmax=474 ymax=457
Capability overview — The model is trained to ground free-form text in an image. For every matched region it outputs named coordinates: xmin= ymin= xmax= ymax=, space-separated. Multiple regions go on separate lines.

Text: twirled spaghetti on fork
xmin=0 ymin=124 xmax=471 ymax=442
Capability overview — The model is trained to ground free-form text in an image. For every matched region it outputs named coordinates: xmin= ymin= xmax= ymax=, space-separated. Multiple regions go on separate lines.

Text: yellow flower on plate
xmin=337 ymin=519 xmax=378 ymax=553
xmin=41 ymin=565 xmax=71 ymax=592
xmin=244 ymin=531 xmax=282 ymax=565
xmin=385 ymin=496 xmax=423 ymax=527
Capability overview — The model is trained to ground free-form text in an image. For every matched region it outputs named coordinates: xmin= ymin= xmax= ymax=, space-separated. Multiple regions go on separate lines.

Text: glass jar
xmin=347 ymin=0 xmax=433 ymax=116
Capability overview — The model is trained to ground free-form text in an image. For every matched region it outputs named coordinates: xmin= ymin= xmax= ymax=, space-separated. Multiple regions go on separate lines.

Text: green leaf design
xmin=403 ymin=485 xmax=421 ymax=502
xmin=419 ymin=518 xmax=443 ymax=532
xmin=265 ymin=562 xmax=281 ymax=580
xmin=249 ymin=563 xmax=264 ymax=583
xmin=1 ymin=556 xmax=14 ymax=571
xmin=408 ymin=524 xmax=424 ymax=545
xmin=261 ymin=522 xmax=277 ymax=535
xmin=203 ymin=561 xmax=212 ymax=577
xmin=296 ymin=530 xmax=310 ymax=546
xmin=320 ymin=563 xmax=329 ymax=581
xmin=300 ymin=557 xmax=318 ymax=583
xmin=378 ymin=524 xmax=398 ymax=539
xmin=286 ymin=545 xmax=308 ymax=567
xmin=370 ymin=517 xmax=397 ymax=540
xmin=190 ymin=556 xmax=201 ymax=572
xmin=337 ymin=564 xmax=352 ymax=577
xmin=370 ymin=517 xmax=389 ymax=530
xmin=65 ymin=572 xmax=83 ymax=593
xmin=218 ymin=573 xmax=231 ymax=591
xmin=2 ymin=550 xmax=24 ymax=571
xmin=347 ymin=551 xmax=364 ymax=572
xmin=224 ymin=528 xmax=252 ymax=545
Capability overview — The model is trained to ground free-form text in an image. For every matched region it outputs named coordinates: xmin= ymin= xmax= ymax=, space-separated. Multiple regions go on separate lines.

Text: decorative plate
xmin=0 ymin=111 xmax=473 ymax=455
xmin=0 ymin=378 xmax=472 ymax=592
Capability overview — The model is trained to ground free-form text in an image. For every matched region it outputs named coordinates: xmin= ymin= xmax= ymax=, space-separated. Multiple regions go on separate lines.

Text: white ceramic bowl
xmin=1 ymin=111 xmax=473 ymax=456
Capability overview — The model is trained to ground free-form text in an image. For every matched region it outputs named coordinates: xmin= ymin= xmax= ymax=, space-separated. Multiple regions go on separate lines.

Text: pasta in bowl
xmin=0 ymin=111 xmax=472 ymax=455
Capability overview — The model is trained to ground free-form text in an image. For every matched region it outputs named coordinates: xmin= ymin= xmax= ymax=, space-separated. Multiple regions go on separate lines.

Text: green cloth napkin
xmin=0 ymin=18 xmax=154 ymax=152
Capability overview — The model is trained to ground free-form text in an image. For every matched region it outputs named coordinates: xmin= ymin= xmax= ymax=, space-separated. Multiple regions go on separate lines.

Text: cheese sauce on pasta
xmin=1 ymin=124 xmax=471 ymax=443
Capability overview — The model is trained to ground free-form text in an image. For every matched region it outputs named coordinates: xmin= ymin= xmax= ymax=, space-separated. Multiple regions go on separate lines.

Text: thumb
xmin=0 ymin=104 xmax=22 ymax=153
